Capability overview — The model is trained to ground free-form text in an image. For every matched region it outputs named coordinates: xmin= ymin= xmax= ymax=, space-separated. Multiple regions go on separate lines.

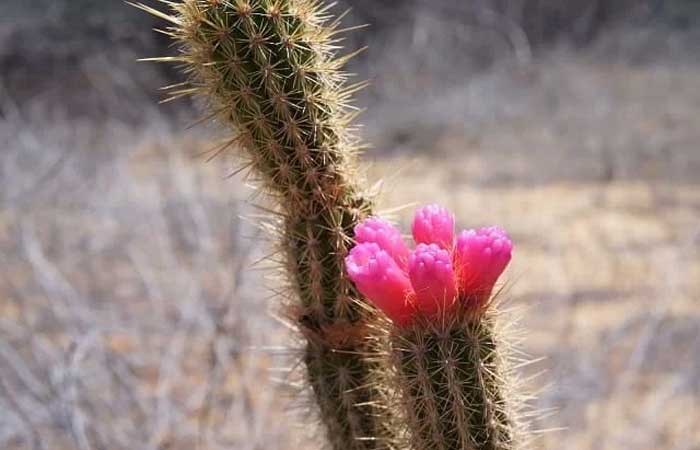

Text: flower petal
xmin=454 ymin=227 xmax=512 ymax=307
xmin=411 ymin=204 xmax=455 ymax=249
xmin=346 ymin=243 xmax=416 ymax=325
xmin=408 ymin=243 xmax=458 ymax=315
xmin=354 ymin=217 xmax=410 ymax=270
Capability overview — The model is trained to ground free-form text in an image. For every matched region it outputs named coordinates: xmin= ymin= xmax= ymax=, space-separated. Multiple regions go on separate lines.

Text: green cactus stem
xmin=386 ymin=306 xmax=525 ymax=450
xmin=132 ymin=1 xmax=381 ymax=449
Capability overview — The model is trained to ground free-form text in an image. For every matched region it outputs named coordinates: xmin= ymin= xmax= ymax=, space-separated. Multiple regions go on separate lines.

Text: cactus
xmin=387 ymin=308 xmax=521 ymax=450
xmin=135 ymin=1 xmax=534 ymax=448
xmin=132 ymin=1 xmax=380 ymax=449
xmin=347 ymin=206 xmax=527 ymax=450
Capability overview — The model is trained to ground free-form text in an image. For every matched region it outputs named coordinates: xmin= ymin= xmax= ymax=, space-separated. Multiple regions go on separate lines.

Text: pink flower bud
xmin=354 ymin=217 xmax=410 ymax=270
xmin=345 ymin=243 xmax=416 ymax=325
xmin=346 ymin=208 xmax=513 ymax=324
xmin=408 ymin=243 xmax=458 ymax=315
xmin=411 ymin=204 xmax=455 ymax=249
xmin=454 ymin=227 xmax=512 ymax=306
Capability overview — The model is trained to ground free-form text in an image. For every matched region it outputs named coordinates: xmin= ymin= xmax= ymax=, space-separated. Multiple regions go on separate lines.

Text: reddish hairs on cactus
xmin=347 ymin=204 xmax=528 ymax=450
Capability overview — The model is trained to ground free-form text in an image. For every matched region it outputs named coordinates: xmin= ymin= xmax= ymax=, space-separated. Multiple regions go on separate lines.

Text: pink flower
xmin=411 ymin=204 xmax=455 ymax=249
xmin=354 ymin=217 xmax=410 ymax=270
xmin=408 ymin=243 xmax=458 ymax=314
xmin=345 ymin=243 xmax=416 ymax=325
xmin=345 ymin=206 xmax=513 ymax=325
xmin=454 ymin=227 xmax=513 ymax=306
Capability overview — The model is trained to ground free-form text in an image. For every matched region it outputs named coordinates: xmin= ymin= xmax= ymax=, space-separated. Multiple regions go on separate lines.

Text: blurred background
xmin=1 ymin=1 xmax=699 ymax=449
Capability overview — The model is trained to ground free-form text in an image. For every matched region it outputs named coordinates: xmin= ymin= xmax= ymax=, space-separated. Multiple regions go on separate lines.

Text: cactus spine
xmin=383 ymin=305 xmax=524 ymax=450
xmin=133 ymin=1 xmax=379 ymax=449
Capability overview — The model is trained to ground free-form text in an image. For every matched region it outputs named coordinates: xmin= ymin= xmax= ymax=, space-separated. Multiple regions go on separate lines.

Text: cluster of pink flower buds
xmin=345 ymin=205 xmax=512 ymax=325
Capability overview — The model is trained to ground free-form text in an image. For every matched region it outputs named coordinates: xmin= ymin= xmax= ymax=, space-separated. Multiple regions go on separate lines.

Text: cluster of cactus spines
xmin=388 ymin=308 xmax=521 ymax=450
xmin=133 ymin=1 xmax=381 ymax=449
xmin=347 ymin=206 xmax=526 ymax=450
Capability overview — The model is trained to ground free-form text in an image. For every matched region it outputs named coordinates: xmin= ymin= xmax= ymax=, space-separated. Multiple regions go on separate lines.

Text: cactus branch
xmin=389 ymin=308 xmax=521 ymax=450
xmin=133 ymin=1 xmax=381 ymax=449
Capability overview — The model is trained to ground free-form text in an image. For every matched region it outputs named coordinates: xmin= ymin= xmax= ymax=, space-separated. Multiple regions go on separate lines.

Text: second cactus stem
xmin=390 ymin=310 xmax=515 ymax=450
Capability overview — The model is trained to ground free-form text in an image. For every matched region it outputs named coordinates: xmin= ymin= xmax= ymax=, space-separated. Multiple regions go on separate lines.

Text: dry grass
xmin=0 ymin=125 xmax=306 ymax=449
xmin=1 ymin=19 xmax=699 ymax=450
